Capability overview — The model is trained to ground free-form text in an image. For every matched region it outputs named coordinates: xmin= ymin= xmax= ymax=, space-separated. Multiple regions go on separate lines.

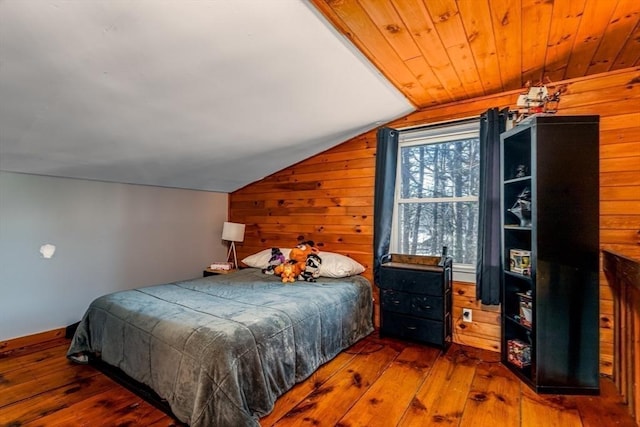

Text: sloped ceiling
xmin=2 ymin=1 xmax=638 ymax=193
xmin=0 ymin=1 xmax=413 ymax=192
xmin=314 ymin=0 xmax=640 ymax=108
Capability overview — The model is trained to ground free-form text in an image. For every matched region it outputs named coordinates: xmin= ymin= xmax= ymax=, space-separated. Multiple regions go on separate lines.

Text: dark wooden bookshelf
xmin=500 ymin=115 xmax=600 ymax=394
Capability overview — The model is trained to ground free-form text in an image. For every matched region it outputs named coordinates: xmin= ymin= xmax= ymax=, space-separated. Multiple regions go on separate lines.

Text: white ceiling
xmin=0 ymin=0 xmax=413 ymax=192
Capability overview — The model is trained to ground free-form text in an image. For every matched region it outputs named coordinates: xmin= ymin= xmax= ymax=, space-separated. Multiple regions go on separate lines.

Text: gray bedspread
xmin=67 ymin=268 xmax=373 ymax=426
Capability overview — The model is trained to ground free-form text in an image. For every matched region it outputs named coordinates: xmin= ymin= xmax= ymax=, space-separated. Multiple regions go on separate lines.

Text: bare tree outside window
xmin=393 ymin=122 xmax=480 ymax=268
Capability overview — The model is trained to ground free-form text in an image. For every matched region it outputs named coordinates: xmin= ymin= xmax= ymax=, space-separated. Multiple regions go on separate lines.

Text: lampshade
xmin=222 ymin=222 xmax=245 ymax=242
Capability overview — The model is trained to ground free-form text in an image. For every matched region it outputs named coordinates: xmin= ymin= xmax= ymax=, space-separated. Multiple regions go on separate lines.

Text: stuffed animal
xmin=272 ymin=241 xmax=319 ymax=283
xmin=299 ymin=252 xmax=322 ymax=282
xmin=262 ymin=247 xmax=286 ymax=275
xmin=274 ymin=262 xmax=302 ymax=283
xmin=289 ymin=241 xmax=319 ymax=272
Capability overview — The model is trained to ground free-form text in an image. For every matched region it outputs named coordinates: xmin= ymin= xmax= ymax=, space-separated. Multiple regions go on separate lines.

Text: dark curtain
xmin=476 ymin=108 xmax=509 ymax=305
xmin=373 ymin=127 xmax=399 ymax=286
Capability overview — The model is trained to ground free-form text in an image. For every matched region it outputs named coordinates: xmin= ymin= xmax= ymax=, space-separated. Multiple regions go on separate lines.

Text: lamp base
xmin=226 ymin=241 xmax=238 ymax=270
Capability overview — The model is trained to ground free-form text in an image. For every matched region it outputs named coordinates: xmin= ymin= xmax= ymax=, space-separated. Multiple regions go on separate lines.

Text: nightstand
xmin=203 ymin=268 xmax=236 ymax=277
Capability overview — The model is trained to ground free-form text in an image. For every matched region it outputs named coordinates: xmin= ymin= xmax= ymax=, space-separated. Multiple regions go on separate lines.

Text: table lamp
xmin=222 ymin=221 xmax=245 ymax=269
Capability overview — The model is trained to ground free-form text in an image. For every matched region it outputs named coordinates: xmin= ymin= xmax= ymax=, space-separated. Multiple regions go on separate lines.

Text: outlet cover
xmin=462 ymin=308 xmax=472 ymax=322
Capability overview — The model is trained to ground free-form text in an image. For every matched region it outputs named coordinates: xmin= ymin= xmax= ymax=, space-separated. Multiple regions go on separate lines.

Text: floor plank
xmin=397 ymin=347 xmax=479 ymax=427
xmin=0 ymin=375 xmax=118 ymax=426
xmin=261 ymin=339 xmax=365 ymax=425
xmin=272 ymin=338 xmax=402 ymax=426
xmin=336 ymin=344 xmax=440 ymax=427
xmin=1 ymin=358 xmax=99 ymax=407
xmin=0 ymin=333 xmax=636 ymax=427
xmin=572 ymin=379 xmax=638 ymax=427
xmin=458 ymin=360 xmax=520 ymax=427
xmin=27 ymin=387 xmax=167 ymax=427
xmin=520 ymin=386 xmax=583 ymax=427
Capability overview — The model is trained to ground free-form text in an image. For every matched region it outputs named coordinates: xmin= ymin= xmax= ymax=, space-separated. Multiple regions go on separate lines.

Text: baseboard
xmin=0 ymin=326 xmax=68 ymax=355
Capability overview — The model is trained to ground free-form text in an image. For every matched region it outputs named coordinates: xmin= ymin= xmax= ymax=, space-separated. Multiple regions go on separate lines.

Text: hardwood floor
xmin=0 ymin=333 xmax=635 ymax=427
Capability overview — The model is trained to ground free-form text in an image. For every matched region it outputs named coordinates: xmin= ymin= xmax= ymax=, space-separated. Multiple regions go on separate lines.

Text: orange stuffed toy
xmin=288 ymin=241 xmax=318 ymax=271
xmin=274 ymin=241 xmax=319 ymax=283
xmin=274 ymin=262 xmax=301 ymax=283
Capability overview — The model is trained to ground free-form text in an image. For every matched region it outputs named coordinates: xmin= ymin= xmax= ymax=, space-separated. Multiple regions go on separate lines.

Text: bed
xmin=67 ymin=267 xmax=374 ymax=426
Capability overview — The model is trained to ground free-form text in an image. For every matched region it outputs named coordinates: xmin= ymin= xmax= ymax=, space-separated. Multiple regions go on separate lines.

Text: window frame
xmin=391 ymin=119 xmax=480 ymax=282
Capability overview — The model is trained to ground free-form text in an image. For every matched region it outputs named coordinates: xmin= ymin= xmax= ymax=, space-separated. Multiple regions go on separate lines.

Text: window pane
xmin=400 ymin=138 xmax=479 ymax=199
xmin=397 ymin=201 xmax=478 ymax=264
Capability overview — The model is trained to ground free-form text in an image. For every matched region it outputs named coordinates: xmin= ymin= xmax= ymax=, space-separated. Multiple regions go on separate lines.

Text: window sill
xmin=453 ymin=265 xmax=476 ymax=283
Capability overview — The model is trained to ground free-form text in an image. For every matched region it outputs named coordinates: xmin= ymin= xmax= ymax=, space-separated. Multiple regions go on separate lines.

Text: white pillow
xmin=318 ymin=251 xmax=365 ymax=278
xmin=241 ymin=248 xmax=291 ymax=268
xmin=241 ymin=248 xmax=365 ymax=278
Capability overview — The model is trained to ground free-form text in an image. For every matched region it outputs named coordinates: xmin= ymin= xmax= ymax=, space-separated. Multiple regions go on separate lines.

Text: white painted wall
xmin=0 ymin=172 xmax=228 ymax=341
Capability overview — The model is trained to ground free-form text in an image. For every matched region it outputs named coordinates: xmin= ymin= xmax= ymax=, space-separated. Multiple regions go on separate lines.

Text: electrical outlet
xmin=462 ymin=308 xmax=472 ymax=322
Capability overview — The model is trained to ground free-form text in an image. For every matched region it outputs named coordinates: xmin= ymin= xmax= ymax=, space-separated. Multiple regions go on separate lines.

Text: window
xmin=391 ymin=120 xmax=480 ymax=280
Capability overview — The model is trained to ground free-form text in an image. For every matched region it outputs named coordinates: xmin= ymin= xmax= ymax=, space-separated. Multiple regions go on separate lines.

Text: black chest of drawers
xmin=378 ymin=255 xmax=452 ymax=350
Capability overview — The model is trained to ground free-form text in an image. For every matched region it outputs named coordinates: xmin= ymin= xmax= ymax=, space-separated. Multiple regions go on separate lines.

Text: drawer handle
xmin=392 ymin=300 xmax=401 ymax=305
xmin=407 ymin=326 xmax=417 ymax=330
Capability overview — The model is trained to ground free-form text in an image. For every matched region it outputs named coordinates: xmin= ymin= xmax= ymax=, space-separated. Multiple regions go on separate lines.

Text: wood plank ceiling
xmin=311 ymin=0 xmax=640 ymax=108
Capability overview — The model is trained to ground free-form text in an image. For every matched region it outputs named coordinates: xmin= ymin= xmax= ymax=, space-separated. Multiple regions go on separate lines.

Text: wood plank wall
xmin=230 ymin=66 xmax=640 ymax=377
